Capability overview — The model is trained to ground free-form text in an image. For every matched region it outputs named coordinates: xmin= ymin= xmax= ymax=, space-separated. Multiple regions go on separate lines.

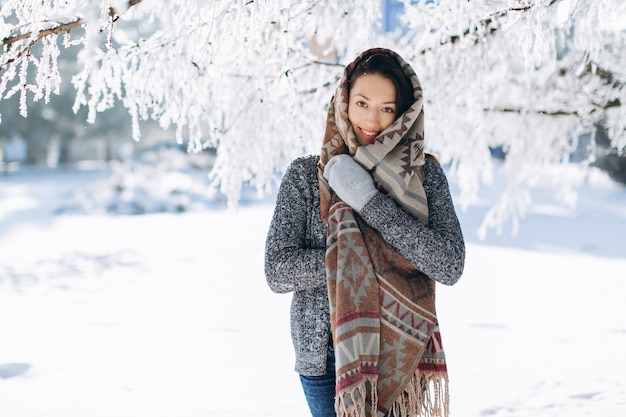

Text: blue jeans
xmin=299 ymin=345 xmax=400 ymax=417
xmin=299 ymin=346 xmax=337 ymax=417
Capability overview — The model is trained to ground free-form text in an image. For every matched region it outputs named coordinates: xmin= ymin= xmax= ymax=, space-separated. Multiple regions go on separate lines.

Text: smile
xmin=360 ymin=128 xmax=378 ymax=138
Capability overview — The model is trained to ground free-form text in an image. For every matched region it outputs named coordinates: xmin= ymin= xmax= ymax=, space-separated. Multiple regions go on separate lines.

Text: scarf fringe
xmin=336 ymin=372 xmax=449 ymax=417
xmin=389 ymin=371 xmax=449 ymax=417
xmin=335 ymin=376 xmax=378 ymax=417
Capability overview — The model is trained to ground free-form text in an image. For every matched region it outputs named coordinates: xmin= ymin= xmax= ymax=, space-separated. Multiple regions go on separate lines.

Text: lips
xmin=359 ymin=128 xmax=379 ymax=141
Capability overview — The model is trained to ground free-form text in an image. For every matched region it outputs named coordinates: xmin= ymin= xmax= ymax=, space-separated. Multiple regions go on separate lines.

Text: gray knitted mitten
xmin=323 ymin=154 xmax=378 ymax=212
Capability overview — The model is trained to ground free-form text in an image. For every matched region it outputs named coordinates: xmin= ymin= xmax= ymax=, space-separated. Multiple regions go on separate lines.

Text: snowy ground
xmin=1 ymin=164 xmax=625 ymax=417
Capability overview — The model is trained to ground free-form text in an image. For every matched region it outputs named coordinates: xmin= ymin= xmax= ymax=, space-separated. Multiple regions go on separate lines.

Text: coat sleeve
xmin=358 ymin=156 xmax=465 ymax=285
xmin=264 ymin=157 xmax=327 ymax=294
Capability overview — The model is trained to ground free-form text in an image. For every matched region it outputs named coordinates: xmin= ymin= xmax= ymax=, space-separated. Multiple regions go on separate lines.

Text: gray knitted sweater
xmin=264 ymin=154 xmax=465 ymax=376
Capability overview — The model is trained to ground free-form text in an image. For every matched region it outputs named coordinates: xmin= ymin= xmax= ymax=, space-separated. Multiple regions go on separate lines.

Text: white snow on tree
xmin=1 ymin=0 xmax=624 ymax=237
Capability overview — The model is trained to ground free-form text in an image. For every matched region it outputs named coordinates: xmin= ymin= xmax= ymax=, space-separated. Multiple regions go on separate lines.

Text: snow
xmin=1 ymin=165 xmax=625 ymax=417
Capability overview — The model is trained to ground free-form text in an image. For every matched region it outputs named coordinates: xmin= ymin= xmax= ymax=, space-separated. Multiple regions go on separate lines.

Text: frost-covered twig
xmin=1 ymin=19 xmax=82 ymax=70
xmin=1 ymin=0 xmax=142 ymax=70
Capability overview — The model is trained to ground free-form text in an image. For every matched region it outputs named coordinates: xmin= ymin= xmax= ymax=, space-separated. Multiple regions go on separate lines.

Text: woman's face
xmin=347 ymin=73 xmax=397 ymax=146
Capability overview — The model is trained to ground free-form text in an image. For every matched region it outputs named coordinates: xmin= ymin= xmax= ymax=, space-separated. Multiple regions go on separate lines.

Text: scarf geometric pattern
xmin=317 ymin=48 xmax=449 ymax=417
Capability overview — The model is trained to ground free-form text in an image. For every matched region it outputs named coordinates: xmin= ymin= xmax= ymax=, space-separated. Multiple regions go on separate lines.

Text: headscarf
xmin=318 ymin=47 xmax=428 ymax=226
xmin=318 ymin=48 xmax=449 ymax=417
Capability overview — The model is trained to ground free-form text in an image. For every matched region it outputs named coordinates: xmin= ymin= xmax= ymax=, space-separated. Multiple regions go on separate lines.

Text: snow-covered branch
xmin=3 ymin=19 xmax=82 ymax=55
xmin=0 ymin=0 xmax=624 ymax=237
xmin=1 ymin=0 xmax=142 ymax=57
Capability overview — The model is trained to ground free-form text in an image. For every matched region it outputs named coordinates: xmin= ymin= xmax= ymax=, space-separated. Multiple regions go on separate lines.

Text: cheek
xmin=346 ymin=108 xmax=361 ymax=131
xmin=382 ymin=113 xmax=396 ymax=129
xmin=347 ymin=104 xmax=356 ymax=122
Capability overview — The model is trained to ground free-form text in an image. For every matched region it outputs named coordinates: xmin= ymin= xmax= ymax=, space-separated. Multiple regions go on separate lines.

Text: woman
xmin=265 ymin=48 xmax=465 ymax=417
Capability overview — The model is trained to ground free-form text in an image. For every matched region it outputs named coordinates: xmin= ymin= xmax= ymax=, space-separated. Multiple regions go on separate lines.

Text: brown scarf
xmin=317 ymin=48 xmax=449 ymax=417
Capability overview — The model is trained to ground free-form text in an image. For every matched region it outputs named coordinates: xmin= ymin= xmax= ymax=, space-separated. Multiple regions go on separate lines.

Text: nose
xmin=365 ymin=108 xmax=380 ymax=127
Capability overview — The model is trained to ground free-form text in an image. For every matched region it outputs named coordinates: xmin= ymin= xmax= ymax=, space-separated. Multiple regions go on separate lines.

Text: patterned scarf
xmin=317 ymin=48 xmax=449 ymax=417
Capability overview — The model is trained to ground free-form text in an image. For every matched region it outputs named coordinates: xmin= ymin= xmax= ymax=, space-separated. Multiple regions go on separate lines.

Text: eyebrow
xmin=354 ymin=93 xmax=396 ymax=105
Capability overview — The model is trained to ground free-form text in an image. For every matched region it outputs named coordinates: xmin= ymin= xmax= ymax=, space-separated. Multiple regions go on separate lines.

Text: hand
xmin=323 ymin=154 xmax=378 ymax=212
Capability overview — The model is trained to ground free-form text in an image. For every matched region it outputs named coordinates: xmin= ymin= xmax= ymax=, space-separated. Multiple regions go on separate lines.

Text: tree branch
xmin=485 ymin=95 xmax=621 ymax=118
xmin=3 ymin=18 xmax=83 ymax=51
xmin=485 ymin=107 xmax=580 ymax=117
xmin=1 ymin=0 xmax=143 ymax=70
xmin=413 ymin=2 xmax=539 ymax=55
xmin=486 ymin=4 xmax=534 ymax=19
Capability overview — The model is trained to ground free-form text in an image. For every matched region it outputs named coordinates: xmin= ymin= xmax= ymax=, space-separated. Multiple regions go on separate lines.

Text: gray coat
xmin=264 ymin=154 xmax=465 ymax=376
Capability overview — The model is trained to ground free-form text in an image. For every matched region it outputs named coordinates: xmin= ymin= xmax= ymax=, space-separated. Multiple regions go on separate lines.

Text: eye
xmin=356 ymin=100 xmax=366 ymax=108
xmin=383 ymin=107 xmax=395 ymax=114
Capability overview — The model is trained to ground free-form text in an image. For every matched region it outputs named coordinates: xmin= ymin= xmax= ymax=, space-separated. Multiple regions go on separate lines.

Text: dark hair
xmin=347 ymin=53 xmax=414 ymax=117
